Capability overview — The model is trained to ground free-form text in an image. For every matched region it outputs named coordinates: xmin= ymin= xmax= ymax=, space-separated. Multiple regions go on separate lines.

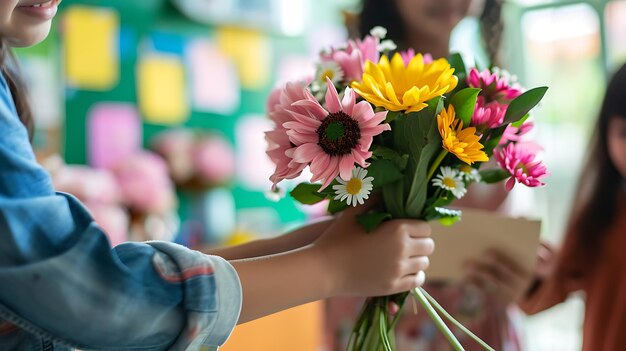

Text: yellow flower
xmin=437 ymin=105 xmax=489 ymax=165
xmin=351 ymin=53 xmax=458 ymax=113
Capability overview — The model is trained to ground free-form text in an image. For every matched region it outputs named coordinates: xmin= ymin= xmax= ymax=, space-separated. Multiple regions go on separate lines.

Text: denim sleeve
xmin=0 ymin=75 xmax=241 ymax=350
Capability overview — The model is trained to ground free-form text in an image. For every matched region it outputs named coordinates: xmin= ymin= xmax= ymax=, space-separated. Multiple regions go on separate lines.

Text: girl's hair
xmin=0 ymin=39 xmax=34 ymax=139
xmin=561 ymin=63 xmax=626 ymax=272
xmin=356 ymin=0 xmax=504 ymax=65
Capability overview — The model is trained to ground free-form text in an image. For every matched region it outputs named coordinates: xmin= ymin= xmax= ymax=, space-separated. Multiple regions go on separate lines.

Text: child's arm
xmin=232 ymin=205 xmax=434 ymax=323
xmin=0 ymin=76 xmax=239 ymax=349
xmin=201 ymin=217 xmax=332 ymax=260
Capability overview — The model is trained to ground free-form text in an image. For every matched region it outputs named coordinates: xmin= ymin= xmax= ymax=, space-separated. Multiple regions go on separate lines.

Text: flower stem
xmin=421 ymin=288 xmax=496 ymax=351
xmin=427 ymin=150 xmax=449 ymax=181
xmin=412 ymin=288 xmax=465 ymax=351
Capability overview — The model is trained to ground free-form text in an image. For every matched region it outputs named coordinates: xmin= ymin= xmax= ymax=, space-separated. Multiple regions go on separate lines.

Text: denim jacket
xmin=0 ymin=73 xmax=242 ymax=351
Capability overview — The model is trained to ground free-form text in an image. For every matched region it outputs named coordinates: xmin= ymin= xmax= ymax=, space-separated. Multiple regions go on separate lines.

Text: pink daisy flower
xmin=284 ymin=77 xmax=390 ymax=189
xmin=494 ymin=142 xmax=548 ymax=190
xmin=265 ymin=81 xmax=309 ymax=187
xmin=467 ymin=68 xmax=522 ymax=103
xmin=471 ymin=96 xmax=507 ymax=130
xmin=321 ymin=35 xmax=380 ymax=82
xmin=499 ymin=120 xmax=534 ymax=145
xmin=399 ymin=48 xmax=433 ymax=66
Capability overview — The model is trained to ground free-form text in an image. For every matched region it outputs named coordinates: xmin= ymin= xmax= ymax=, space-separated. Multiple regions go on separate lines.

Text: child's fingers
xmin=409 ymin=237 xmax=435 ymax=257
xmin=404 ymin=256 xmax=430 ymax=275
xmin=485 ymin=250 xmax=529 ymax=279
xmin=397 ymin=271 xmax=426 ymax=292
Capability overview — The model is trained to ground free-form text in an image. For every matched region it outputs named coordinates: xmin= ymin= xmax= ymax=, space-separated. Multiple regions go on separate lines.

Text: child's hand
xmin=313 ymin=205 xmax=434 ymax=297
xmin=463 ymin=245 xmax=553 ymax=304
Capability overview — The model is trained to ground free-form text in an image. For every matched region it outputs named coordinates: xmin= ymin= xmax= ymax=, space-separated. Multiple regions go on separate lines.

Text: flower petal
xmin=324 ymin=76 xmax=342 ymax=114
xmin=292 ymin=143 xmax=321 ymax=163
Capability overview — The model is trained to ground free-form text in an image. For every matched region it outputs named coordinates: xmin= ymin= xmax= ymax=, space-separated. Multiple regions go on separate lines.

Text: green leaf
xmin=511 ymin=113 xmax=530 ymax=128
xmin=357 ymin=212 xmax=392 ymax=232
xmin=479 ymin=169 xmax=510 ymax=184
xmin=384 ymin=110 xmax=403 ymax=123
xmin=503 ymin=87 xmax=548 ymax=124
xmin=327 ymin=199 xmax=349 ymax=214
xmin=289 ymin=183 xmax=326 ymax=205
xmin=404 ymin=109 xmax=443 ymax=218
xmin=382 ymin=180 xmax=405 ymax=218
xmin=439 ymin=215 xmax=461 ymax=226
xmin=449 ymin=88 xmax=481 ymax=126
xmin=318 ymin=179 xmax=341 ymax=197
xmin=367 ymin=159 xmax=404 ymax=188
xmin=448 ymin=52 xmax=467 ymax=78
xmin=372 ymin=146 xmax=410 ymax=170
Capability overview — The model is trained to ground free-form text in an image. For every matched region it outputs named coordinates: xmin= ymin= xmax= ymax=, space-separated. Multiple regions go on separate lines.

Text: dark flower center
xmin=316 ymin=111 xmax=361 ymax=156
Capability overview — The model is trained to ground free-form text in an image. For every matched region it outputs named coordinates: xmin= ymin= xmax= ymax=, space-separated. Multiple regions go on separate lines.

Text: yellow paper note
xmin=137 ymin=55 xmax=189 ymax=125
xmin=64 ymin=6 xmax=119 ymax=90
xmin=216 ymin=27 xmax=271 ymax=90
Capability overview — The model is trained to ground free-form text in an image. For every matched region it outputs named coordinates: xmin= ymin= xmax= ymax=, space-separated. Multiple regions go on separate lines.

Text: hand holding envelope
xmin=428 ymin=208 xmax=543 ymax=303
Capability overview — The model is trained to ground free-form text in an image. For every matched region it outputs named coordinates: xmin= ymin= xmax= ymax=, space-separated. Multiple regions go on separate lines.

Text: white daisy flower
xmin=432 ymin=166 xmax=467 ymax=199
xmin=370 ymin=26 xmax=387 ymax=39
xmin=333 ymin=167 xmax=374 ymax=207
xmin=316 ymin=61 xmax=344 ymax=85
xmin=459 ymin=164 xmax=481 ymax=182
xmin=378 ymin=39 xmax=397 ymax=52
xmin=434 ymin=207 xmax=462 ymax=218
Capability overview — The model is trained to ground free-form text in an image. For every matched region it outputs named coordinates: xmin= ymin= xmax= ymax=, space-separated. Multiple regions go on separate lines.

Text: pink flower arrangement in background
xmin=283 ymin=77 xmax=389 ymax=189
xmin=44 ymin=155 xmax=129 ymax=246
xmin=151 ymin=129 xmax=196 ymax=183
xmin=192 ymin=137 xmax=236 ymax=185
xmin=494 ymin=142 xmax=548 ymax=190
xmin=152 ymin=129 xmax=236 ymax=187
xmin=111 ymin=151 xmax=177 ymax=214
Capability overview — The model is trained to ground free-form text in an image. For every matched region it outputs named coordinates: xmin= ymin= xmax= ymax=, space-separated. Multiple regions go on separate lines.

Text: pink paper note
xmin=88 ymin=103 xmax=142 ymax=169
xmin=186 ymin=39 xmax=240 ymax=114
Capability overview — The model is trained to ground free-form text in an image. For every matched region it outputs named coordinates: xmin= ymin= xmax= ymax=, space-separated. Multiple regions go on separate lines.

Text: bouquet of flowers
xmin=266 ymin=27 xmax=548 ymax=351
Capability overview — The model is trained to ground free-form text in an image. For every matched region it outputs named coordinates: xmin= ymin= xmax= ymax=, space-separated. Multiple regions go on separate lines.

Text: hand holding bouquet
xmin=266 ymin=27 xmax=547 ymax=350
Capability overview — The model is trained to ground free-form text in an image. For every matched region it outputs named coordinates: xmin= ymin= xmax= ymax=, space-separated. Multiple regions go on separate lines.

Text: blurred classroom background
xmin=18 ymin=0 xmax=625 ymax=350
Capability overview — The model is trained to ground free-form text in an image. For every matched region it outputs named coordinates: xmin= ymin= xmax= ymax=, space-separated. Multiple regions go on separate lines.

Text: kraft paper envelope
xmin=428 ymin=209 xmax=541 ymax=281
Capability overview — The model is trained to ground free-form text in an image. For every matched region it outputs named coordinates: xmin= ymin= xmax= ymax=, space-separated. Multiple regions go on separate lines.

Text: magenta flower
xmin=399 ymin=48 xmax=433 ymax=66
xmin=495 ymin=142 xmax=548 ymax=190
xmin=265 ymin=81 xmax=309 ymax=187
xmin=467 ymin=68 xmax=522 ymax=103
xmin=321 ymin=35 xmax=380 ymax=82
xmin=499 ymin=120 xmax=534 ymax=145
xmin=471 ymin=96 xmax=507 ymax=130
xmin=284 ymin=77 xmax=389 ymax=189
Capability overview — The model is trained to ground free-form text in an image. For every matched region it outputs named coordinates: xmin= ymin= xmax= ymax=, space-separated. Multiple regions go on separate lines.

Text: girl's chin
xmin=8 ymin=24 xmax=52 ymax=48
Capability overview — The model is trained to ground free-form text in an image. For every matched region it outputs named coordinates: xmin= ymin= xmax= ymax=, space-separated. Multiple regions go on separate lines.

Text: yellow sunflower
xmin=351 ymin=53 xmax=458 ymax=113
xmin=437 ymin=105 xmax=489 ymax=165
